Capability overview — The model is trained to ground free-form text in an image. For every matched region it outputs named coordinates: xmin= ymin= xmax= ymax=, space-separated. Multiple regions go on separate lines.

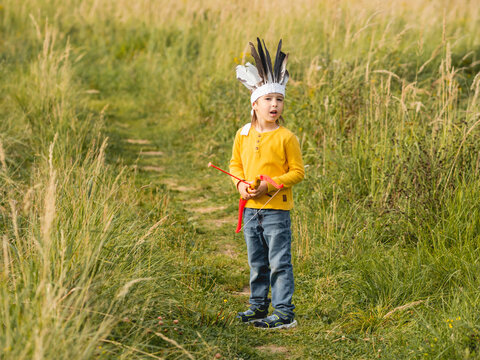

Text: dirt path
xmin=122 ymin=134 xmax=248 ymax=285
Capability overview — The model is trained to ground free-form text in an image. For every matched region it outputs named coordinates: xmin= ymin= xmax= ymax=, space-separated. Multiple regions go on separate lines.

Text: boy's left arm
xmin=267 ymin=135 xmax=305 ymax=192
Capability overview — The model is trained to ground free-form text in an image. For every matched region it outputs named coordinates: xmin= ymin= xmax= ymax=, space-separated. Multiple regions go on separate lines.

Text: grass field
xmin=2 ymin=0 xmax=480 ymax=358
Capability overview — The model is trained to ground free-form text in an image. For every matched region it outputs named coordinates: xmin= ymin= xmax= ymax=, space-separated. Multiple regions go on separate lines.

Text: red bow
xmin=208 ymin=163 xmax=284 ymax=233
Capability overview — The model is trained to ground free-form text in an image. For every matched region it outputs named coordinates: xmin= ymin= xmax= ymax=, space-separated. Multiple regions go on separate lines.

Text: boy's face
xmin=253 ymin=93 xmax=284 ymax=123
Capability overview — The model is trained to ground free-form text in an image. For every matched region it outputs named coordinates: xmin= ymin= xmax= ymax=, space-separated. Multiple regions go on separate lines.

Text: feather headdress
xmin=236 ymin=38 xmax=289 ymax=105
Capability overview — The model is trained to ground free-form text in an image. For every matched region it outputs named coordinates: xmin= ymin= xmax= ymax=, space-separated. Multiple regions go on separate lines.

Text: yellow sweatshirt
xmin=229 ymin=123 xmax=305 ymax=210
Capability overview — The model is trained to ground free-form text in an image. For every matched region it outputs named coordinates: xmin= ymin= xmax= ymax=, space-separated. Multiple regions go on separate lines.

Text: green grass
xmin=2 ymin=0 xmax=480 ymax=358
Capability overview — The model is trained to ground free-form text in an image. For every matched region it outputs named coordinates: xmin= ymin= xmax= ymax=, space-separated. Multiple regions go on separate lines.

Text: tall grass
xmin=2 ymin=0 xmax=480 ymax=358
xmin=0 ymin=9 xmax=199 ymax=359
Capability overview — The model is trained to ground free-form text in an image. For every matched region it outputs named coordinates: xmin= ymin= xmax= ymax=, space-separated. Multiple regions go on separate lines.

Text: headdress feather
xmin=256 ymin=38 xmax=271 ymax=82
xmin=281 ymin=70 xmax=289 ymax=86
xmin=235 ymin=62 xmax=262 ymax=91
xmin=261 ymin=39 xmax=274 ymax=83
xmin=273 ymin=39 xmax=285 ymax=82
xmin=279 ymin=54 xmax=289 ymax=85
xmin=248 ymin=42 xmax=266 ymax=83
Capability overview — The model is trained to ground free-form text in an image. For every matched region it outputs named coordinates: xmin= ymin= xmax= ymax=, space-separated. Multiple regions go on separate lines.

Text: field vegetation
xmin=1 ymin=0 xmax=480 ymax=358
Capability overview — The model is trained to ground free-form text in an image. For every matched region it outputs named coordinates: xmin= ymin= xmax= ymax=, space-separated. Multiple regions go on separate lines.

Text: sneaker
xmin=254 ymin=313 xmax=297 ymax=329
xmin=236 ymin=307 xmax=268 ymax=324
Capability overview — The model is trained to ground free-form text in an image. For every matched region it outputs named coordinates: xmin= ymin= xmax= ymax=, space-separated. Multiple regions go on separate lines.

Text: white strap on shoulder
xmin=240 ymin=123 xmax=252 ymax=136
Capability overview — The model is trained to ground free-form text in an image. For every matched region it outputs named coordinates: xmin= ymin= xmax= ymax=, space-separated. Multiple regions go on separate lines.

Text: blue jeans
xmin=243 ymin=208 xmax=295 ymax=319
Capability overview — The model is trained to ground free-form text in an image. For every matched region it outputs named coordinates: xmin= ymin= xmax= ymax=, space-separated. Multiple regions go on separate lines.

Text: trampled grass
xmin=2 ymin=0 xmax=480 ymax=358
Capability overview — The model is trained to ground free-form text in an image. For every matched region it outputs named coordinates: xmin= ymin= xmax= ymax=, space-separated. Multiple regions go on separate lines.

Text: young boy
xmin=230 ymin=38 xmax=304 ymax=329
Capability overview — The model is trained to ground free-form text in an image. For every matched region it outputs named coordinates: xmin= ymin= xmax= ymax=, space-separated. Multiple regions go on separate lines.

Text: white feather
xmin=266 ymin=70 xmax=273 ymax=83
xmin=245 ymin=63 xmax=262 ymax=85
xmin=281 ymin=71 xmax=289 ymax=86
xmin=236 ymin=62 xmax=262 ymax=91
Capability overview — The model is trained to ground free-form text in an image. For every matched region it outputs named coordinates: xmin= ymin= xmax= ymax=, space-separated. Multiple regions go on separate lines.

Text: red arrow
xmin=208 ymin=162 xmax=250 ymax=186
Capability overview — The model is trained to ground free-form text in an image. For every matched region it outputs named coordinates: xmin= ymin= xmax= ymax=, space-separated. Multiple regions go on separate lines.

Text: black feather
xmin=273 ymin=39 xmax=283 ymax=82
xmin=262 ymin=39 xmax=274 ymax=82
xmin=249 ymin=42 xmax=266 ymax=83
xmin=274 ymin=52 xmax=286 ymax=82
xmin=256 ymin=38 xmax=269 ymax=82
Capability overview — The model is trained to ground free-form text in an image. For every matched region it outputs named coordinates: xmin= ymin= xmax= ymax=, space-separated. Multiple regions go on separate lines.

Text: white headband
xmin=250 ymin=83 xmax=286 ymax=104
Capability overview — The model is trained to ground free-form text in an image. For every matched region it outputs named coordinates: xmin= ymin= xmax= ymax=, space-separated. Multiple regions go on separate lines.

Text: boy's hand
xmin=238 ymin=182 xmax=252 ymax=200
xmin=247 ymin=181 xmax=268 ymax=199
xmin=238 ymin=180 xmax=268 ymax=200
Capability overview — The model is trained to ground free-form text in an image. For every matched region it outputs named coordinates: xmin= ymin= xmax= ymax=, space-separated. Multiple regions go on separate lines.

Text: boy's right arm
xmin=229 ymin=130 xmax=245 ymax=189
